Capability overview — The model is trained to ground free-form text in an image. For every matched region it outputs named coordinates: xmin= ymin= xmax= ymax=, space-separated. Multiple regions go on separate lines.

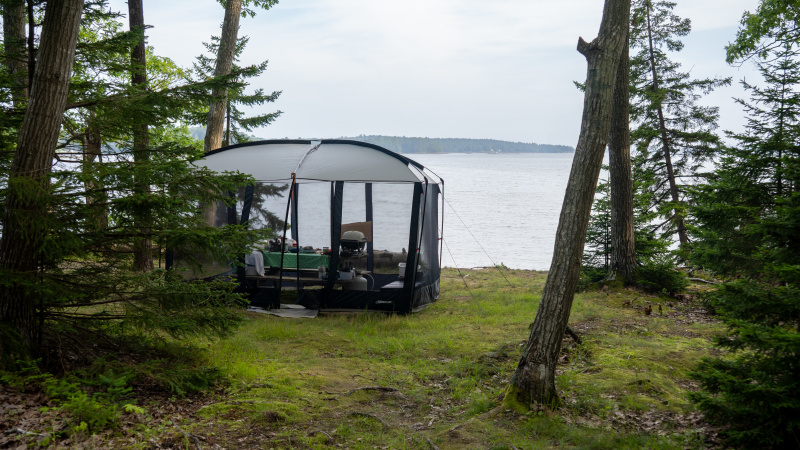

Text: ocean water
xmin=411 ymin=153 xmax=573 ymax=270
xmin=255 ymin=152 xmax=576 ymax=271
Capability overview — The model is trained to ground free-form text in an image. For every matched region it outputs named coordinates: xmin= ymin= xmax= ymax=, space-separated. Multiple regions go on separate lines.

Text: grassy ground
xmin=1 ymin=268 xmax=724 ymax=449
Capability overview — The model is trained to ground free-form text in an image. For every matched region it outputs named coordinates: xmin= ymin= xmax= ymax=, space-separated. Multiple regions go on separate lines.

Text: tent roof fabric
xmin=199 ymin=139 xmax=438 ymax=184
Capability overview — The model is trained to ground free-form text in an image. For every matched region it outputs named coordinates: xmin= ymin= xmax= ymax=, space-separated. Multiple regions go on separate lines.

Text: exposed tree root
xmin=348 ymin=411 xmax=388 ymax=429
xmin=325 ymin=386 xmax=402 ymax=398
xmin=565 ymin=325 xmax=582 ymax=345
xmin=175 ymin=425 xmax=201 ymax=449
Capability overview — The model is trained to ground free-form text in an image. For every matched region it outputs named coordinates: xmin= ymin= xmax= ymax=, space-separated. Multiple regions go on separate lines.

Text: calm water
xmin=411 ymin=153 xmax=573 ymax=270
xmin=255 ymin=153 xmax=575 ymax=270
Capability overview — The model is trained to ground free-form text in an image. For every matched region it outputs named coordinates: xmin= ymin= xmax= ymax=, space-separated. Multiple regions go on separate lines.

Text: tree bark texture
xmin=83 ymin=110 xmax=108 ymax=230
xmin=204 ymin=0 xmax=242 ymax=153
xmin=0 ymin=0 xmax=84 ymax=353
xmin=507 ymin=0 xmax=630 ymax=408
xmin=608 ymin=31 xmax=637 ymax=283
xmin=644 ymin=6 xmax=689 ymax=247
xmin=2 ymin=0 xmax=28 ymax=104
xmin=128 ymin=0 xmax=153 ymax=272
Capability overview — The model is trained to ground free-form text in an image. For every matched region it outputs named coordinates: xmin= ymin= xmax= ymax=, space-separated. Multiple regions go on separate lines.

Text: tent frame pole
xmin=277 ymin=176 xmax=296 ymax=305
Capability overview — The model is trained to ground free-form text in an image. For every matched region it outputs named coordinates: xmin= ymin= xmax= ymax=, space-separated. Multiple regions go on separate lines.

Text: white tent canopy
xmin=198 ymin=140 xmax=434 ymax=183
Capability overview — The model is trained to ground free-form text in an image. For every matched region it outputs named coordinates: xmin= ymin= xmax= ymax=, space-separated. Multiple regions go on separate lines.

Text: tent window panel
xmin=295 ymin=181 xmax=332 ymax=249
xmin=237 ymin=182 xmax=291 ymax=235
xmin=371 ymin=183 xmax=414 ymax=274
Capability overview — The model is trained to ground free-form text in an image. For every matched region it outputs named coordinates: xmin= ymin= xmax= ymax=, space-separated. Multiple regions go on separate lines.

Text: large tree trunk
xmin=202 ymin=0 xmax=242 ymax=226
xmin=505 ymin=0 xmax=630 ymax=408
xmin=204 ymin=0 xmax=242 ymax=153
xmin=2 ymin=0 xmax=28 ymax=104
xmin=0 ymin=0 xmax=84 ymax=355
xmin=608 ymin=30 xmax=637 ymax=283
xmin=128 ymin=0 xmax=153 ymax=272
xmin=644 ymin=5 xmax=689 ymax=247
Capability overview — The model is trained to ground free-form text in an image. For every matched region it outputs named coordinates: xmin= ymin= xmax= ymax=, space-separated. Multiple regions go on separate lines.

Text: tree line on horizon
xmin=344 ymin=135 xmax=574 ymax=154
xmin=186 ymin=127 xmax=576 ymax=154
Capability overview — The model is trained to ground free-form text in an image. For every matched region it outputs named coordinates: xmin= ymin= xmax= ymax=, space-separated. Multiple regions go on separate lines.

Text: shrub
xmin=636 ymin=258 xmax=688 ymax=295
xmin=577 ymin=266 xmax=608 ymax=292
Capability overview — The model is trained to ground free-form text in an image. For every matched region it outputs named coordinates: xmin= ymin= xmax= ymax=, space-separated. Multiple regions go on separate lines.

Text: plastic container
xmin=398 ymin=263 xmax=422 ymax=279
xmin=338 ymin=270 xmax=354 ymax=281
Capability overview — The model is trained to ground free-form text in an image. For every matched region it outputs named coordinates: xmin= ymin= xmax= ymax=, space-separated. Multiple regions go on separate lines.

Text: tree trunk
xmin=2 ymin=0 xmax=28 ymax=104
xmin=505 ymin=0 xmax=630 ymax=408
xmin=83 ymin=110 xmax=108 ymax=230
xmin=608 ymin=30 xmax=636 ymax=283
xmin=204 ymin=0 xmax=242 ymax=153
xmin=644 ymin=5 xmax=689 ymax=247
xmin=0 ymin=0 xmax=84 ymax=355
xmin=202 ymin=0 xmax=242 ymax=225
xmin=128 ymin=0 xmax=153 ymax=272
xmin=26 ymin=0 xmax=35 ymax=91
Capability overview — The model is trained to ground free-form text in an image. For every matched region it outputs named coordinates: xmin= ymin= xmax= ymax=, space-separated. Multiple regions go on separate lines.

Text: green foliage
xmin=0 ymin=0 xmax=283 ymax=360
xmin=136 ymin=357 xmax=222 ymax=396
xmin=192 ymin=34 xmax=282 ymax=146
xmin=629 ymin=0 xmax=730 ymax=244
xmin=584 ymin=175 xmax=612 ymax=271
xmin=14 ymin=364 xmax=138 ymax=434
xmin=689 ymin=29 xmax=800 ymax=448
xmin=725 ymin=0 xmax=800 ymax=63
xmin=577 ymin=266 xmax=609 ymax=292
xmin=635 ymin=257 xmax=688 ymax=294
xmin=690 ymin=280 xmax=800 ymax=448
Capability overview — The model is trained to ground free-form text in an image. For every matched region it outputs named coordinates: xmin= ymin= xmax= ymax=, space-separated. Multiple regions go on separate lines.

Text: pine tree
xmin=584 ymin=175 xmax=612 ymax=271
xmin=0 ymin=1 xmax=275 ymax=365
xmin=193 ymin=35 xmax=282 ymax=146
xmin=689 ymin=41 xmax=800 ymax=448
xmin=629 ymin=0 xmax=730 ymax=248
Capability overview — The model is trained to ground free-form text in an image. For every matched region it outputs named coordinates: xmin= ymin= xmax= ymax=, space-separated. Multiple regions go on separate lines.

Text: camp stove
xmin=340 ymin=230 xmax=367 ymax=256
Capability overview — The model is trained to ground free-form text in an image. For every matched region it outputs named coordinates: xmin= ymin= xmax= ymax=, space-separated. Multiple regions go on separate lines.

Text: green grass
xmin=155 ymin=268 xmax=722 ymax=449
xmin=4 ymin=268 xmax=720 ymax=448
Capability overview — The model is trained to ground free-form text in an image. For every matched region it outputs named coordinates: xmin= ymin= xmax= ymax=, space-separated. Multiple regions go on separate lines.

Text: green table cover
xmin=262 ymin=251 xmax=329 ymax=270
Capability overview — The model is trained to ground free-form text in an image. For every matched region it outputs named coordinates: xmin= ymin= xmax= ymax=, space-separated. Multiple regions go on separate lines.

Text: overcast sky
xmin=109 ymin=0 xmax=762 ymax=147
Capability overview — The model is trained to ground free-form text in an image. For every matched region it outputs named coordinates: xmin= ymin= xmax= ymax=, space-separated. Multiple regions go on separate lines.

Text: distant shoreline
xmin=344 ymin=135 xmax=574 ymax=154
xmin=392 ymin=150 xmax=574 ymax=155
xmin=187 ymin=127 xmax=574 ymax=153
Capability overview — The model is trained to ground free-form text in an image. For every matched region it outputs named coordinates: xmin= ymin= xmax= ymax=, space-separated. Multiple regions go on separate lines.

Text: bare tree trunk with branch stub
xmin=504 ymin=0 xmax=630 ymax=408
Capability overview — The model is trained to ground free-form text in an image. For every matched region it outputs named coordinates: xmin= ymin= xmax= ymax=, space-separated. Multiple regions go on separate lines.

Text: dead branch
xmin=174 ymin=425 xmax=202 ymax=449
xmin=327 ymin=386 xmax=401 ymax=397
xmin=688 ymin=277 xmax=718 ymax=285
xmin=565 ymin=325 xmax=582 ymax=345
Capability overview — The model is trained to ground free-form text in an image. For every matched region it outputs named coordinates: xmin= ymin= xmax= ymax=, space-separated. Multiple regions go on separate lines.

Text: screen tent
xmin=189 ymin=139 xmax=443 ymax=314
